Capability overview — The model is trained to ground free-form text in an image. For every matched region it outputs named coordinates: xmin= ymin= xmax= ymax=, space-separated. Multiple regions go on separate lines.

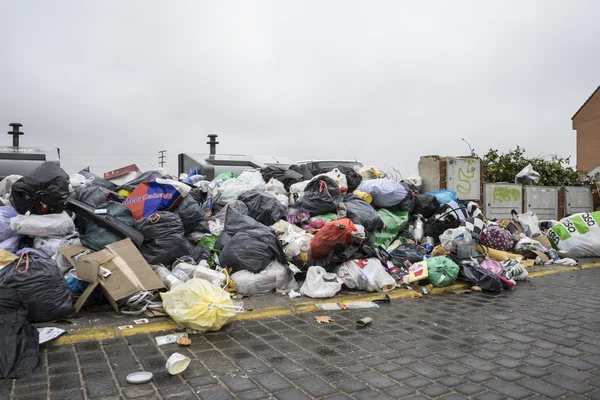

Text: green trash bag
xmin=309 ymin=213 xmax=339 ymax=223
xmin=212 ymin=172 xmax=237 ymax=182
xmin=372 ymin=210 xmax=409 ymax=248
xmin=198 ymin=235 xmax=220 ymax=267
xmin=426 ymin=256 xmax=459 ymax=287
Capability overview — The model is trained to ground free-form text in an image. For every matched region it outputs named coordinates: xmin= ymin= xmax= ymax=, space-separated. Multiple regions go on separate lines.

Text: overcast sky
xmin=1 ymin=1 xmax=599 ymax=177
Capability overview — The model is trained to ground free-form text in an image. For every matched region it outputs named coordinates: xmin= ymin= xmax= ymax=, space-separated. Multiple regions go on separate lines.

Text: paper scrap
xmin=315 ymin=316 xmax=334 ymax=324
xmin=134 ymin=318 xmax=149 ymax=325
xmin=155 ymin=333 xmax=186 ymax=346
xmin=118 ymin=325 xmax=134 ymax=330
xmin=37 ymin=327 xmax=67 ymax=344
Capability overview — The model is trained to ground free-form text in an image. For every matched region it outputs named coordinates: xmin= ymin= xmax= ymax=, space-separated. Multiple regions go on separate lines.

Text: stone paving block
xmin=49 ymin=389 xmax=85 ymax=400
xmin=296 ymin=376 xmax=337 ymax=397
xmin=517 ymin=378 xmax=568 ymax=398
xmin=195 ymin=386 xmax=235 ymax=400
xmin=540 ymin=374 xmax=594 ymax=394
xmin=484 ymin=378 xmax=533 ymax=399
xmin=421 ymin=384 xmax=450 ymax=397
xmin=455 ymin=383 xmax=485 ymax=396
xmin=333 ymin=378 xmax=369 ymax=393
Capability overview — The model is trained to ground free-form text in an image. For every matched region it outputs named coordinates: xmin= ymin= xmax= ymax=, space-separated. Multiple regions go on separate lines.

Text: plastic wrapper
xmin=123 ymin=178 xmax=191 ymax=220
xmin=299 ymin=266 xmax=342 ymax=298
xmin=238 ymin=189 xmax=287 ymax=226
xmin=336 ymin=258 xmax=396 ymax=292
xmin=0 ymin=253 xmax=76 ymax=322
xmin=356 ymin=179 xmax=407 ymax=208
xmin=310 ymin=218 xmax=357 ymax=260
xmin=302 ymin=177 xmax=342 ymax=215
xmin=515 ymin=163 xmax=540 ymax=185
xmin=10 ymin=212 xmax=75 ymax=238
xmin=511 ymin=210 xmax=541 ymax=238
xmin=161 ymin=279 xmax=243 ymax=331
xmin=11 ymin=162 xmax=70 ymax=215
xmin=231 ymin=261 xmax=299 ymax=294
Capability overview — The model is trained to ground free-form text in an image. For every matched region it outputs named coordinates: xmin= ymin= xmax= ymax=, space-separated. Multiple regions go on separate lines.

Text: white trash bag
xmin=232 ymin=261 xmax=299 ymax=295
xmin=548 ymin=212 xmax=600 ymax=257
xmin=238 ymin=170 xmax=266 ymax=190
xmin=515 ymin=163 xmax=540 ymax=185
xmin=335 ymin=258 xmax=396 ymax=292
xmin=300 ymin=266 xmax=342 ymax=298
xmin=11 ymin=212 xmax=75 ymax=237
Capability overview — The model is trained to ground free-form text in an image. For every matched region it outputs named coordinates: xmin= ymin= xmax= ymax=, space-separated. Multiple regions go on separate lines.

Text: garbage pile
xmin=0 ymin=161 xmax=596 ymax=379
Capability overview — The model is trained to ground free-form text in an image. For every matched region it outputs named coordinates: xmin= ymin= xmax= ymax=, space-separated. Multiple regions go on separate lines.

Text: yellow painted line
xmin=49 ymin=261 xmax=600 ymax=346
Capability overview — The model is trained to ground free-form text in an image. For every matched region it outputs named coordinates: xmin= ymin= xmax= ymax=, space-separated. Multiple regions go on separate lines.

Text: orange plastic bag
xmin=310 ymin=218 xmax=357 ymax=260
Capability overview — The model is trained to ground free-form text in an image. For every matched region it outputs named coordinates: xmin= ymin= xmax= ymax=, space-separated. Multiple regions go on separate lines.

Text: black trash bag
xmin=214 ymin=207 xmax=265 ymax=250
xmin=238 ymin=189 xmax=286 ymax=226
xmin=289 ymin=164 xmax=313 ymax=181
xmin=0 ymin=254 xmax=77 ymax=323
xmin=80 ymin=202 xmax=135 ymax=251
xmin=118 ymin=170 xmax=165 ymax=192
xmin=72 ymin=185 xmax=124 ymax=207
xmin=78 ymin=170 xmax=117 ymax=191
xmin=414 ymin=194 xmax=440 ymax=219
xmin=10 ymin=162 xmax=69 ymax=215
xmin=316 ymin=242 xmax=378 ymax=273
xmin=0 ymin=287 xmax=39 ymax=379
xmin=219 ymin=227 xmax=286 ymax=273
xmin=260 ymin=166 xmax=304 ymax=191
xmin=174 ymin=196 xmax=209 ymax=235
xmin=186 ymin=242 xmax=211 ymax=263
xmin=389 ymin=243 xmax=427 ymax=267
xmin=188 ymin=187 xmax=207 ymax=204
xmin=301 ymin=176 xmax=343 ymax=215
xmin=385 ymin=183 xmax=415 ymax=214
xmin=344 ymin=194 xmax=383 ymax=232
xmin=457 ymin=259 xmax=504 ymax=293
xmin=423 ymin=214 xmax=461 ymax=245
xmin=314 ymin=165 xmax=362 ymax=192
xmin=134 ymin=212 xmax=190 ymax=265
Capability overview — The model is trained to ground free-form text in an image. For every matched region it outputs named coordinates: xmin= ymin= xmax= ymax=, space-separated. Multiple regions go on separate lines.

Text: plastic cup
xmin=166 ymin=352 xmax=191 ymax=375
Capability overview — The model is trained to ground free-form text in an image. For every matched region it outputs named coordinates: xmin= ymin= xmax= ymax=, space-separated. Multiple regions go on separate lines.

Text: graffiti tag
xmin=493 ymin=187 xmax=521 ymax=204
xmin=456 ymin=159 xmax=476 ymax=195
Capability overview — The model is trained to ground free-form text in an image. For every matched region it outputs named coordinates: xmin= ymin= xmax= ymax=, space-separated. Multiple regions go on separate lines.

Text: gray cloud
xmin=1 ymin=0 xmax=598 ymax=176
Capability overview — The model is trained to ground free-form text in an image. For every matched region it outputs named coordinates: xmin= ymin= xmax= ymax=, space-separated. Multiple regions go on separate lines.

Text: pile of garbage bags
xmin=0 ymin=160 xmax=591 ymax=378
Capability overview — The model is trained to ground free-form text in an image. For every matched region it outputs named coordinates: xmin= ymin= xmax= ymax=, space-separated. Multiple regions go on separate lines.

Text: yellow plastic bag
xmin=161 ymin=278 xmax=243 ymax=332
xmin=0 ymin=249 xmax=17 ymax=268
xmin=358 ymin=166 xmax=383 ymax=180
xmin=118 ymin=189 xmax=131 ymax=199
xmin=476 ymin=245 xmax=521 ymax=261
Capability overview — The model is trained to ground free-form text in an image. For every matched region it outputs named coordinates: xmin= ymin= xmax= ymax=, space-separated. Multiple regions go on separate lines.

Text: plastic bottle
xmin=413 ymin=215 xmax=424 ymax=243
xmin=172 ymin=262 xmax=197 ymax=280
xmin=192 ymin=261 xmax=228 ymax=286
xmin=154 ymin=266 xmax=185 ymax=290
xmin=299 ymin=238 xmax=310 ymax=263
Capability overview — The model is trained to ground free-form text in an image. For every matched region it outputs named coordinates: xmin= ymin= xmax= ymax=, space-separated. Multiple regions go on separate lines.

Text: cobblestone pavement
xmin=6 ymin=268 xmax=600 ymax=400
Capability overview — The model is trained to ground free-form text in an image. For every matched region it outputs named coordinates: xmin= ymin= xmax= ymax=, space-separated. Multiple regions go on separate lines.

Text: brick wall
xmin=576 ymin=120 xmax=600 ymax=173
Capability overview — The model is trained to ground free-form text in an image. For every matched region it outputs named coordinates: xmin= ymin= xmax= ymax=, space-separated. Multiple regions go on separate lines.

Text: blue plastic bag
xmin=426 ymin=190 xmax=457 ymax=205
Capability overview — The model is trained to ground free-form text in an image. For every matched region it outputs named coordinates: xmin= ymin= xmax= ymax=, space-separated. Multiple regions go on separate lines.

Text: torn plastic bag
xmin=0 ymin=206 xmax=19 ymax=242
xmin=413 ymin=194 xmax=439 ymax=219
xmin=78 ymin=169 xmax=117 ymax=190
xmin=511 ymin=210 xmax=541 ymax=238
xmin=11 ymin=212 xmax=75 ymax=238
xmin=457 ymin=258 xmax=503 ymax=292
xmin=548 ymin=212 xmax=600 ymax=257
xmin=117 ymin=170 xmax=165 ymax=192
xmin=214 ymin=207 xmax=263 ymax=250
xmin=134 ymin=212 xmax=190 ymax=265
xmin=219 ymin=227 xmax=287 ymax=273
xmin=174 ymin=196 xmax=210 ymax=235
xmin=300 ymin=266 xmax=342 ymax=298
xmin=124 ymin=178 xmax=191 ymax=220
xmin=302 ymin=176 xmax=342 ymax=215
xmin=310 ymin=219 xmax=358 ymax=260
xmin=238 ymin=189 xmax=287 ymax=226
xmin=389 ymin=243 xmax=427 ymax=267
xmin=316 ymin=242 xmax=378 ymax=272
xmin=0 ymin=287 xmax=40 ymax=379
xmin=80 ymin=202 xmax=135 ymax=251
xmin=336 ymin=258 xmax=396 ymax=292
xmin=356 ymin=179 xmax=407 ymax=208
xmin=69 ymin=174 xmax=88 ymax=190
xmin=161 ymin=279 xmax=242 ymax=331
xmin=260 ymin=166 xmax=304 ymax=191
xmin=372 ymin=210 xmax=409 ymax=248
xmin=344 ymin=194 xmax=383 ymax=232
xmin=231 ymin=261 xmax=299 ymax=295
xmin=426 ymin=256 xmax=459 ymax=287
xmin=11 ymin=162 xmax=70 ymax=215
xmin=237 ymin=170 xmax=266 ymax=190
xmin=72 ymin=185 xmax=124 ymax=207
xmin=0 ymin=253 xmax=76 ymax=322
xmin=515 ymin=163 xmax=540 ymax=185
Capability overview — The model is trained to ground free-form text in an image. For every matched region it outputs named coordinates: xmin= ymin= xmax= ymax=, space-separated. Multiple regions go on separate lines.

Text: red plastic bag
xmin=310 ymin=218 xmax=357 ymax=260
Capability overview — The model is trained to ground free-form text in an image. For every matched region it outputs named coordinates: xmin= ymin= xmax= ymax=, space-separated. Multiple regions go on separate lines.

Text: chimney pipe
xmin=207 ymin=134 xmax=219 ymax=156
xmin=8 ymin=123 xmax=24 ymax=147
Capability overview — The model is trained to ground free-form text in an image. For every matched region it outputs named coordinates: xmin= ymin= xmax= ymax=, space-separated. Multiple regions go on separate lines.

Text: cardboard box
xmin=533 ymin=235 xmax=552 ymax=251
xmin=60 ymin=238 xmax=165 ymax=313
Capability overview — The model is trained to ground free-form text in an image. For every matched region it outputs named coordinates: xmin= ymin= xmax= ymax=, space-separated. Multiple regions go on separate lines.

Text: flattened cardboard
xmin=61 ymin=238 xmax=164 ymax=313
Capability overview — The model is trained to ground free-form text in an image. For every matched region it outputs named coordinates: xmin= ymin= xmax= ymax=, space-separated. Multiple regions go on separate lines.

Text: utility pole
xmin=158 ymin=150 xmax=167 ymax=168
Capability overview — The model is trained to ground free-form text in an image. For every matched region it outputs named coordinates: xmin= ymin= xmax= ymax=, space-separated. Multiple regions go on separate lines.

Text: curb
xmin=48 ymin=261 xmax=600 ymax=346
